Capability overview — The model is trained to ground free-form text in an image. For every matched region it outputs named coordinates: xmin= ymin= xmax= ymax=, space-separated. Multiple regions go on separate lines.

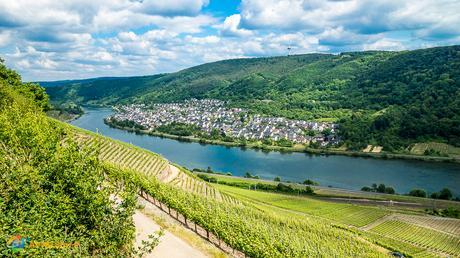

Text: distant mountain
xmin=43 ymin=45 xmax=460 ymax=150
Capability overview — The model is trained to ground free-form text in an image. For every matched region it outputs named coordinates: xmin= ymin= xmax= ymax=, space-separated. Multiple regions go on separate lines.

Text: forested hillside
xmin=43 ymin=45 xmax=460 ymax=151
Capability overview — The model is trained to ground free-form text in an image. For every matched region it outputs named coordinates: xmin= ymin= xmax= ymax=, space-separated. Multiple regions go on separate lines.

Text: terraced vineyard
xmin=71 ymin=129 xmax=459 ymax=257
xmin=410 ymin=142 xmax=460 ymax=158
xmin=215 ymin=184 xmax=389 ymax=227
xmin=370 ymin=220 xmax=460 ymax=256
xmin=394 ymin=214 xmax=460 ymax=236
xmin=72 ymin=131 xmax=237 ymax=203
xmin=75 ymin=133 xmax=170 ymax=180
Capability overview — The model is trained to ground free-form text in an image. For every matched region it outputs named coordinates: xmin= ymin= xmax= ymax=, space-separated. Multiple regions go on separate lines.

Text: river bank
xmin=104 ymin=119 xmax=460 ymax=164
xmin=194 ymin=172 xmax=460 ymax=211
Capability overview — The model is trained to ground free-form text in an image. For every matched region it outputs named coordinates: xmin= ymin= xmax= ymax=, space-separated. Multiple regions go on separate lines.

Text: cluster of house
xmin=110 ymin=99 xmax=339 ymax=146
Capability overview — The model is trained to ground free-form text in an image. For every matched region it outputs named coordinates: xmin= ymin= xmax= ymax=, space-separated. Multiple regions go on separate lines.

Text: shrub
xmin=408 ymin=189 xmax=427 ymax=198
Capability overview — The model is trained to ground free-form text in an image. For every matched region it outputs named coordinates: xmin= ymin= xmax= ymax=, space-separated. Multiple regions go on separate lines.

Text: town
xmin=109 ymin=99 xmax=339 ymax=146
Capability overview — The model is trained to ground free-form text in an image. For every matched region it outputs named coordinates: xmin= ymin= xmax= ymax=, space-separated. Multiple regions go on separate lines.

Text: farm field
xmin=69 ymin=126 xmax=460 ymax=257
xmin=199 ymin=172 xmax=460 ymax=210
xmin=370 ymin=220 xmax=460 ymax=256
xmin=214 ymin=184 xmax=389 ymax=227
xmin=72 ymin=129 xmax=227 ymax=200
xmin=215 ymin=184 xmax=460 ymax=257
xmin=410 ymin=142 xmax=460 ymax=158
xmin=394 ymin=214 xmax=460 ymax=236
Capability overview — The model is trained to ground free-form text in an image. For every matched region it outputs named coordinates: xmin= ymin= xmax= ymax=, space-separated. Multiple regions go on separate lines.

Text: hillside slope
xmin=43 ymin=45 xmax=460 ymax=150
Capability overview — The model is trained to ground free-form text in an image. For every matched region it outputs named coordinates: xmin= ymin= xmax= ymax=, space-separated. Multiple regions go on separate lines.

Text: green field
xmin=370 ymin=220 xmax=460 ymax=256
xmin=410 ymin=142 xmax=460 ymax=158
xmin=214 ymin=183 xmax=460 ymax=257
xmin=215 ymin=184 xmax=389 ymax=227
xmin=199 ymin=172 xmax=460 ymax=210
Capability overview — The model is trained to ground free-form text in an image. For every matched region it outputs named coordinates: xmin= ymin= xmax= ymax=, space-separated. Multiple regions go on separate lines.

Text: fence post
xmin=206 ymin=230 xmax=209 ymax=239
xmin=194 ymin=223 xmax=197 ymax=232
xmin=168 ymin=207 xmax=171 ymax=214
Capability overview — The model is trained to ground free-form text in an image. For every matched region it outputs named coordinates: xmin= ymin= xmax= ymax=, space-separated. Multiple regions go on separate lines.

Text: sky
xmin=0 ymin=0 xmax=459 ymax=81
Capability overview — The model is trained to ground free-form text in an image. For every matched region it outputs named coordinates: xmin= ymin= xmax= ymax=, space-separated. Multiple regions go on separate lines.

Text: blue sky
xmin=0 ymin=0 xmax=459 ymax=81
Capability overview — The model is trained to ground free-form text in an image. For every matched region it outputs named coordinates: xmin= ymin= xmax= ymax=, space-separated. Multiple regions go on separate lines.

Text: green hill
xmin=0 ymin=60 xmax=141 ymax=256
xmin=43 ymin=45 xmax=460 ymax=151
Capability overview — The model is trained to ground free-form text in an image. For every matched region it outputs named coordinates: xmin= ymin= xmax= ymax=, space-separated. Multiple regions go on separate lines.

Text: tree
xmin=439 ymin=188 xmax=453 ymax=200
xmin=322 ymin=128 xmax=332 ymax=137
xmin=303 ymin=179 xmax=318 ymax=185
xmin=361 ymin=186 xmax=372 ymax=192
xmin=384 ymin=187 xmax=395 ymax=194
xmin=377 ymin=184 xmax=386 ymax=193
xmin=371 ymin=183 xmax=378 ymax=191
xmin=274 ymin=176 xmax=281 ymax=182
xmin=409 ymin=189 xmax=426 ymax=198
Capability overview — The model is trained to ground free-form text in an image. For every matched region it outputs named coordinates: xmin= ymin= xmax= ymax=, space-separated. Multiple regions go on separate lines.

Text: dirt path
xmin=162 ymin=164 xmax=180 ymax=183
xmin=360 ymin=214 xmax=395 ymax=231
xmin=133 ymin=210 xmax=208 ymax=258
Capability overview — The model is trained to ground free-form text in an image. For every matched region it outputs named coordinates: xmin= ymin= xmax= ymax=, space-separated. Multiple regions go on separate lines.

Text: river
xmin=71 ymin=107 xmax=460 ymax=197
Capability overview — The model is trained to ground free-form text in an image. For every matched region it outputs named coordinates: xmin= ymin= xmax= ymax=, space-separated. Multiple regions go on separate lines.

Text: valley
xmin=3 ymin=1 xmax=460 ymax=257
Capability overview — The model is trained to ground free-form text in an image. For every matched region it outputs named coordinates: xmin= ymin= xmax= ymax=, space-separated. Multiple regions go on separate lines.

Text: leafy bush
xmin=0 ymin=69 xmax=138 ymax=256
xmin=408 ymin=189 xmax=427 ymax=198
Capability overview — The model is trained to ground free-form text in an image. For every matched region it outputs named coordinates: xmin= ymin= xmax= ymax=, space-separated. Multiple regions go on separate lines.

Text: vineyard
xmin=70 ymin=127 xmax=460 ymax=257
xmin=410 ymin=142 xmax=460 ymax=158
xmin=394 ymin=214 xmax=460 ymax=236
xmin=75 ymin=133 xmax=169 ymax=180
xmin=72 ymin=130 xmax=239 ymax=204
xmin=214 ymin=184 xmax=460 ymax=257
xmin=370 ymin=220 xmax=460 ymax=256
xmin=215 ymin=184 xmax=389 ymax=227
xmin=107 ymin=166 xmax=389 ymax=257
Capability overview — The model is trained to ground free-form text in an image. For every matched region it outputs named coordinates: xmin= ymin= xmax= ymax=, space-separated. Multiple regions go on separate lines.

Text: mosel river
xmin=72 ymin=107 xmax=460 ymax=197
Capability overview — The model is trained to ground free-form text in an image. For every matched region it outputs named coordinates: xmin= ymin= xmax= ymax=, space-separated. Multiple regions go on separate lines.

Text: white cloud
xmin=363 ymin=38 xmax=406 ymax=51
xmin=0 ymin=31 xmax=12 ymax=47
xmin=239 ymin=0 xmax=460 ymax=38
xmin=131 ymin=0 xmax=209 ymax=17
xmin=217 ymin=14 xmax=253 ymax=37
xmin=0 ymin=0 xmax=459 ymax=81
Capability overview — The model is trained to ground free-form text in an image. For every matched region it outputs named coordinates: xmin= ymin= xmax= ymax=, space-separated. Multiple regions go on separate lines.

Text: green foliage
xmin=0 ymin=85 xmax=137 ymax=256
xmin=107 ymin=117 xmax=146 ymax=130
xmin=107 ymin=166 xmax=385 ymax=257
xmin=361 ymin=183 xmax=396 ymax=194
xmin=430 ymin=188 xmax=454 ymax=200
xmin=303 ymin=179 xmax=319 ymax=186
xmin=155 ymin=122 xmax=201 ymax=136
xmin=244 ymin=172 xmax=259 ymax=179
xmin=0 ymin=58 xmax=50 ymax=111
xmin=408 ymin=189 xmax=427 ymax=198
xmin=45 ymin=46 xmax=460 ymax=151
xmin=426 ymin=207 xmax=460 ymax=219
xmin=197 ymin=174 xmax=218 ymax=183
xmin=370 ymin=220 xmax=459 ymax=256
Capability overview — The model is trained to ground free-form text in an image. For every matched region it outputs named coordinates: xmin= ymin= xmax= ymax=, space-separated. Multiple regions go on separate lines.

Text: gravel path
xmin=134 ymin=210 xmax=207 ymax=258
